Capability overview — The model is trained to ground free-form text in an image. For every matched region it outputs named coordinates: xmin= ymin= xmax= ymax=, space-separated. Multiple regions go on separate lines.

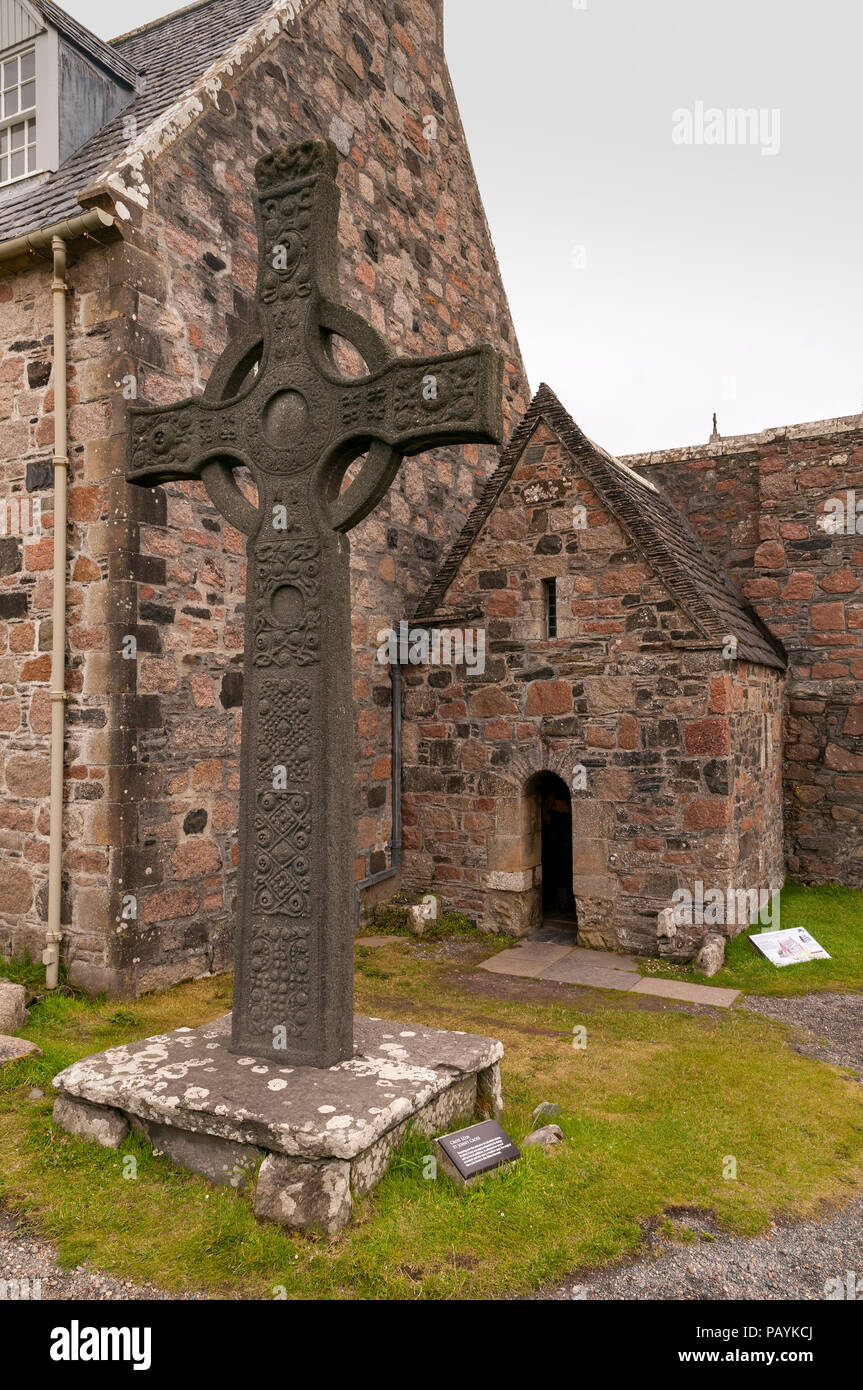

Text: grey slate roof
xmin=418 ymin=384 xmax=787 ymax=672
xmin=0 ymin=0 xmax=274 ymax=240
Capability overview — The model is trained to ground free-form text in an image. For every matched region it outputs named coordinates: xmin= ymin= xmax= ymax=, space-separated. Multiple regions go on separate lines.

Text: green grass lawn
xmin=367 ymin=881 xmax=863 ymax=998
xmin=641 ymin=882 xmax=863 ymax=997
xmin=1 ymin=908 xmax=863 ymax=1299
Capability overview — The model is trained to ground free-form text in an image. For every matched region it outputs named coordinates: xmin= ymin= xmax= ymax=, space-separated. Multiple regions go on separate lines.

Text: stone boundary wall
xmin=625 ymin=417 xmax=862 ymax=889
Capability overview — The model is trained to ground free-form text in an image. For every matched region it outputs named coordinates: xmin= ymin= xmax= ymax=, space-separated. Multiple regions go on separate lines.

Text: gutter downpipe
xmin=0 ymin=207 xmax=114 ymax=988
xmin=354 ymin=662 xmax=402 ymax=926
xmin=44 ymin=235 xmax=67 ymax=989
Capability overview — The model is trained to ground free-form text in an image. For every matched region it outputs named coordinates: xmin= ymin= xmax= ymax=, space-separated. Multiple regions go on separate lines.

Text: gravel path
xmin=546 ymin=1201 xmax=863 ymax=1301
xmin=0 ymin=1208 xmax=203 ymax=1301
xmin=544 ymin=988 xmax=863 ymax=1301
xmin=743 ymin=991 xmax=863 ymax=1080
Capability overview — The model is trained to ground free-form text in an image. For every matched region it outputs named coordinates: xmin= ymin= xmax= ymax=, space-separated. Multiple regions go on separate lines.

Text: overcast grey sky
xmin=65 ymin=0 xmax=862 ymax=454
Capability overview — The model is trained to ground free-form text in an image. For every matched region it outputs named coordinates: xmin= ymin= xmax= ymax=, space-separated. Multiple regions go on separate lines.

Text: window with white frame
xmin=0 ymin=47 xmax=37 ymax=186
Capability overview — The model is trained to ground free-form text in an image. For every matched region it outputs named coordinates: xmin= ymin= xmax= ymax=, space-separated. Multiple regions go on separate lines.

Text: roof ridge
xmin=110 ymin=0 xmax=230 ymax=47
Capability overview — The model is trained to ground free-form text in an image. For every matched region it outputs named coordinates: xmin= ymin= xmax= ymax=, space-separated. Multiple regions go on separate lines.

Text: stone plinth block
xmin=53 ymin=1014 xmax=504 ymax=1234
xmin=136 ymin=1120 xmax=264 ymax=1190
xmin=53 ymin=1095 xmax=129 ymax=1150
xmin=255 ymin=1155 xmax=352 ymax=1235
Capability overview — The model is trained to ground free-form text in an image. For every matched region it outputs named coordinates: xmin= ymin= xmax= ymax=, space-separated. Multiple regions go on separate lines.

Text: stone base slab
xmin=52 ymin=1014 xmax=504 ymax=1234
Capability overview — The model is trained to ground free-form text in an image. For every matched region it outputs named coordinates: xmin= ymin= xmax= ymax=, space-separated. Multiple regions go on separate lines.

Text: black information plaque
xmin=436 ymin=1119 xmax=521 ymax=1182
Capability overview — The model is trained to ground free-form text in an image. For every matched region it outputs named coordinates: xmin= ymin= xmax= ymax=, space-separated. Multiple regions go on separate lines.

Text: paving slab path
xmin=478 ymin=941 xmax=740 ymax=1007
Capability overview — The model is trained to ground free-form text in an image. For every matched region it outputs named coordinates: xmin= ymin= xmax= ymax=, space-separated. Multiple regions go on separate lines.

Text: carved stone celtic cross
xmin=127 ymin=141 xmax=504 ymax=1067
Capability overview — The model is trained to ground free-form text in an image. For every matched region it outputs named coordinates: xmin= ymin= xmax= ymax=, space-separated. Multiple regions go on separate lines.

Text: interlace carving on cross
xmin=126 ymin=139 xmax=504 ymax=1067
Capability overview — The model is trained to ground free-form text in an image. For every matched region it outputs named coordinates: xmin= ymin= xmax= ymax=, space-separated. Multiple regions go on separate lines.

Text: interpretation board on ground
xmin=435 ymin=1119 xmax=520 ymax=1185
xmin=749 ymin=927 xmax=831 ymax=967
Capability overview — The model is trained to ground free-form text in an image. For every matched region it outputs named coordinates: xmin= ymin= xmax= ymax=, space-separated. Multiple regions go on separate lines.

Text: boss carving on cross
xmin=127 ymin=139 xmax=504 ymax=1068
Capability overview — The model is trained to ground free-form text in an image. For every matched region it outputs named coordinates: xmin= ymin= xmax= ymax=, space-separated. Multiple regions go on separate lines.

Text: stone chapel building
xmin=400 ymin=386 xmax=787 ymax=962
xmin=0 ymin=0 xmax=859 ymax=996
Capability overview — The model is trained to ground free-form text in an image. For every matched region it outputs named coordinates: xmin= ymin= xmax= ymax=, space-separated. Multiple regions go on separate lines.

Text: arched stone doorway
xmin=484 ymin=755 xmax=582 ymax=940
xmin=524 ymin=770 xmax=577 ymax=934
xmin=530 ymin=772 xmax=572 ymax=934
xmin=539 ymin=773 xmax=576 ymax=920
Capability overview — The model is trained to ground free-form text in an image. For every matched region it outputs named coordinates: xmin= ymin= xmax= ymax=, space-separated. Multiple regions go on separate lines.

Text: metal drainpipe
xmin=43 ymin=235 xmax=68 ymax=988
xmin=0 ymin=208 xmax=114 ymax=988
xmin=354 ymin=662 xmax=403 ymax=926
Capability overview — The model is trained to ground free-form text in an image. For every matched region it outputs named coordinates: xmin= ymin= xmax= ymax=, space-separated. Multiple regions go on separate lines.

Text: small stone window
xmin=543 ymin=578 xmax=558 ymax=638
xmin=0 ymin=47 xmax=36 ymax=186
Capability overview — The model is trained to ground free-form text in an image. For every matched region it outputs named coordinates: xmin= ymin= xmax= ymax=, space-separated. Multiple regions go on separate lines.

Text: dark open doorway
xmin=537 ymin=771 xmax=576 ymax=929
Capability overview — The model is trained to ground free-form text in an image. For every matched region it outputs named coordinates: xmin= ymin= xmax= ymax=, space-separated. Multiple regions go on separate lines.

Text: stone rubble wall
xmin=0 ymin=242 xmax=132 ymax=978
xmin=0 ymin=0 xmax=529 ymax=992
xmin=625 ymin=418 xmax=863 ymax=890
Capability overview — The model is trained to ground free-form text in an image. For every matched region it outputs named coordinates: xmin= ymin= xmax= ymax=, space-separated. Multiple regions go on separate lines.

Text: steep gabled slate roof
xmin=0 ymin=0 xmax=277 ymax=240
xmin=418 ymin=384 xmax=787 ymax=671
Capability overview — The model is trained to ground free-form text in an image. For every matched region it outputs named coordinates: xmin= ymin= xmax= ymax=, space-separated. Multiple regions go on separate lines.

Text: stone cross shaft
xmin=127 ymin=140 xmax=504 ymax=1067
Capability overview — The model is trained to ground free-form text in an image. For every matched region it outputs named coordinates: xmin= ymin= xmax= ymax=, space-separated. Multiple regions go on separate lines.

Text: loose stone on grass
xmin=522 ymin=1124 xmax=565 ymax=1149
xmin=0 ymin=1035 xmax=41 ymax=1066
xmin=531 ymin=1101 xmax=560 ymax=1124
xmin=694 ymin=933 xmax=727 ymax=978
xmin=0 ymin=980 xmax=27 ymax=1034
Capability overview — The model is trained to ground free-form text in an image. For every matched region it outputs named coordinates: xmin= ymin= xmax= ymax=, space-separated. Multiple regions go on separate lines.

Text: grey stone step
xmin=631 ymin=978 xmax=740 ymax=1008
xmin=478 ymin=943 xmax=574 ymax=979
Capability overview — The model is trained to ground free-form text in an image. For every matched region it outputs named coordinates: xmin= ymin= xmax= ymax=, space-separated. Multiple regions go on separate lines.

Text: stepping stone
xmin=631 ymin=978 xmax=740 ymax=1008
xmin=0 ymin=1035 xmax=42 ymax=1066
xmin=538 ymin=957 xmax=641 ymax=990
xmin=478 ymin=942 xmax=573 ymax=979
